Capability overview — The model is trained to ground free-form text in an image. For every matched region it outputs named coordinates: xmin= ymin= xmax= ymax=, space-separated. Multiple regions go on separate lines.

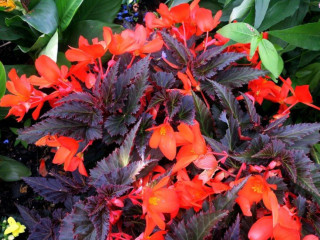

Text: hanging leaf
xmin=217 ymin=22 xmax=259 ymax=43
xmin=258 ymin=39 xmax=283 ymax=77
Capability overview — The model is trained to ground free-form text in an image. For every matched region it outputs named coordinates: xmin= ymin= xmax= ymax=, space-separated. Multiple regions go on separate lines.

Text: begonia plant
xmin=0 ymin=1 xmax=320 ymax=239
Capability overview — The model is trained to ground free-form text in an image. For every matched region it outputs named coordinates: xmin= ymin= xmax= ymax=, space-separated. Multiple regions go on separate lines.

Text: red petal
xmin=170 ymin=3 xmax=190 ymax=23
xmin=248 ymin=216 xmax=273 ymax=240
xmin=8 ymin=69 xmax=31 ymax=97
xmin=273 ymin=224 xmax=300 ymax=240
xmin=35 ymin=55 xmax=61 ymax=85
xmin=295 ymin=85 xmax=313 ymax=103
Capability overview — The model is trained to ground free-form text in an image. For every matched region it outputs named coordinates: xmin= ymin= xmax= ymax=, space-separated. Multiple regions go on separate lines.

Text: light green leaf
xmin=20 ymin=0 xmax=58 ymax=34
xmin=269 ymin=22 xmax=320 ymax=51
xmin=229 ymin=0 xmax=254 ymax=22
xmin=170 ymin=0 xmax=191 ymax=8
xmin=254 ymin=0 xmax=270 ymax=28
xmin=0 ymin=155 xmax=31 ymax=182
xmin=258 ymin=0 xmax=299 ymax=31
xmin=39 ymin=30 xmax=58 ymax=61
xmin=250 ymin=35 xmax=260 ymax=58
xmin=56 ymin=0 xmax=84 ymax=31
xmin=217 ymin=22 xmax=259 ymax=43
xmin=74 ymin=0 xmax=122 ymax=23
xmin=0 ymin=61 xmax=6 ymax=100
xmin=258 ymin=39 xmax=283 ymax=78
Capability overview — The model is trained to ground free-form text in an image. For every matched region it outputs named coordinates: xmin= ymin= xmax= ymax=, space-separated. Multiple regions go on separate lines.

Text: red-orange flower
xmin=35 ymin=135 xmax=88 ymax=176
xmin=142 ymin=176 xmax=179 ymax=237
xmin=175 ymin=176 xmax=213 ymax=211
xmin=248 ymin=206 xmax=302 ymax=240
xmin=173 ymin=121 xmax=217 ymax=173
xmin=0 ymin=68 xmax=47 ymax=121
xmin=236 ymin=175 xmax=278 ymax=219
xmin=148 ymin=122 xmax=176 ymax=160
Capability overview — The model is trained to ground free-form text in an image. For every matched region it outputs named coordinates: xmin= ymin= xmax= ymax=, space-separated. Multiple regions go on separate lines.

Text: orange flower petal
xmin=248 ymin=216 xmax=273 ymax=240
xmin=35 ymin=55 xmax=61 ymax=85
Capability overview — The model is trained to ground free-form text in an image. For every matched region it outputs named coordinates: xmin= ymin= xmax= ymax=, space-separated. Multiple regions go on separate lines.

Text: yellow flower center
xmin=252 ymin=184 xmax=263 ymax=194
xmin=149 ymin=196 xmax=160 ymax=205
xmin=160 ymin=126 xmax=166 ymax=136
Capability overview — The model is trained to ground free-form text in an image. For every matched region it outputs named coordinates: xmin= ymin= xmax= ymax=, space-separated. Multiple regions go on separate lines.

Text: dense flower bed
xmin=0 ymin=0 xmax=320 ymax=240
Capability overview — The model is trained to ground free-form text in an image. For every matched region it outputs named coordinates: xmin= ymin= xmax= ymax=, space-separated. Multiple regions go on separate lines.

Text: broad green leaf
xmin=217 ymin=22 xmax=259 ymax=43
xmin=250 ymin=35 xmax=260 ymax=58
xmin=295 ymin=63 xmax=320 ymax=91
xmin=67 ymin=20 xmax=122 ymax=47
xmin=18 ymin=34 xmax=51 ymax=53
xmin=258 ymin=0 xmax=299 ymax=31
xmin=0 ymin=61 xmax=6 ymax=100
xmin=0 ymin=155 xmax=31 ymax=181
xmin=258 ymin=39 xmax=283 ymax=77
xmin=56 ymin=0 xmax=83 ymax=31
xmin=0 ymin=12 xmax=22 ymax=40
xmin=229 ymin=0 xmax=254 ymax=22
xmin=254 ymin=0 xmax=270 ymax=28
xmin=20 ymin=0 xmax=58 ymax=34
xmin=170 ymin=0 xmax=191 ymax=7
xmin=74 ymin=0 xmax=122 ymax=23
xmin=269 ymin=22 xmax=320 ymax=51
xmin=39 ymin=30 xmax=58 ymax=61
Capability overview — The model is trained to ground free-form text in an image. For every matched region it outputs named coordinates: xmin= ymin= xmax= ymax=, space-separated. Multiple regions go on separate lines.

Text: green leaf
xmin=0 ymin=155 xmax=31 ymax=181
xmin=258 ymin=39 xmax=283 ymax=77
xmin=269 ymin=22 xmax=320 ymax=51
xmin=0 ymin=12 xmax=23 ymax=40
xmin=192 ymin=92 xmax=214 ymax=137
xmin=39 ymin=30 xmax=58 ymax=61
xmin=229 ymin=0 xmax=254 ymax=22
xmin=20 ymin=0 xmax=58 ymax=34
xmin=250 ymin=35 xmax=260 ymax=58
xmin=74 ymin=0 xmax=122 ymax=23
xmin=0 ymin=61 xmax=6 ymax=100
xmin=0 ymin=107 xmax=9 ymax=120
xmin=67 ymin=20 xmax=122 ymax=47
xmin=258 ymin=0 xmax=299 ymax=31
xmin=56 ymin=0 xmax=84 ymax=31
xmin=295 ymin=63 xmax=320 ymax=91
xmin=18 ymin=34 xmax=51 ymax=53
xmin=170 ymin=0 xmax=191 ymax=7
xmin=217 ymin=22 xmax=259 ymax=43
xmin=254 ymin=0 xmax=270 ymax=28
xmin=172 ymin=210 xmax=228 ymax=240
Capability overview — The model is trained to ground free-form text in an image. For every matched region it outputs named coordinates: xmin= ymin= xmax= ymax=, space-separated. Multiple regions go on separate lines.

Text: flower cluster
xmin=1 ymin=0 xmax=320 ymax=239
